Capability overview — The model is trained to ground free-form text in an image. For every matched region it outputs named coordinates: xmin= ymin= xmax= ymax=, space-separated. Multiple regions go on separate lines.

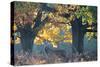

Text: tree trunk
xmin=20 ymin=27 xmax=34 ymax=54
xmin=20 ymin=36 xmax=33 ymax=54
xmin=19 ymin=15 xmax=48 ymax=55
xmin=72 ymin=18 xmax=84 ymax=54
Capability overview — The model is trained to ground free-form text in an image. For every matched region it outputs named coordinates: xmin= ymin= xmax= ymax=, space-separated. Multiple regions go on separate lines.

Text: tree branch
xmin=33 ymin=16 xmax=49 ymax=37
xmin=86 ymin=29 xmax=97 ymax=32
xmin=83 ymin=22 xmax=97 ymax=28
xmin=33 ymin=10 xmax=42 ymax=29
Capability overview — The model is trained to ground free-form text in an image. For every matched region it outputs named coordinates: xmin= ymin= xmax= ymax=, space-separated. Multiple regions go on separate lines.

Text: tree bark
xmin=19 ymin=24 xmax=34 ymax=54
xmin=72 ymin=17 xmax=84 ymax=54
xmin=18 ymin=11 xmax=48 ymax=55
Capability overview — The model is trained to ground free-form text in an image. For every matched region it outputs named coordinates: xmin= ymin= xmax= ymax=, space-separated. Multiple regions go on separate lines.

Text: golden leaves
xmin=51 ymin=42 xmax=58 ymax=48
xmin=86 ymin=32 xmax=94 ymax=40
xmin=34 ymin=24 xmax=61 ymax=46
xmin=14 ymin=37 xmax=21 ymax=44
xmin=34 ymin=37 xmax=44 ymax=45
xmin=13 ymin=23 xmax=17 ymax=32
xmin=63 ymin=32 xmax=72 ymax=43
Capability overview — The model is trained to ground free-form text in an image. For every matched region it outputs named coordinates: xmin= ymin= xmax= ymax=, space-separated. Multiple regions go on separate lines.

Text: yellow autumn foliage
xmin=34 ymin=25 xmax=60 ymax=46
xmin=86 ymin=32 xmax=94 ymax=40
xmin=13 ymin=23 xmax=17 ymax=31
xmin=34 ymin=37 xmax=44 ymax=45
xmin=14 ymin=37 xmax=21 ymax=44
xmin=34 ymin=23 xmax=72 ymax=46
xmin=52 ymin=42 xmax=58 ymax=48
xmin=63 ymin=40 xmax=72 ymax=44
xmin=64 ymin=32 xmax=72 ymax=43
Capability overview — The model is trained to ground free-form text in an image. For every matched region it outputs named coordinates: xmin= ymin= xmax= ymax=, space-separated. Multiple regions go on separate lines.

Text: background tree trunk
xmin=72 ymin=17 xmax=84 ymax=54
